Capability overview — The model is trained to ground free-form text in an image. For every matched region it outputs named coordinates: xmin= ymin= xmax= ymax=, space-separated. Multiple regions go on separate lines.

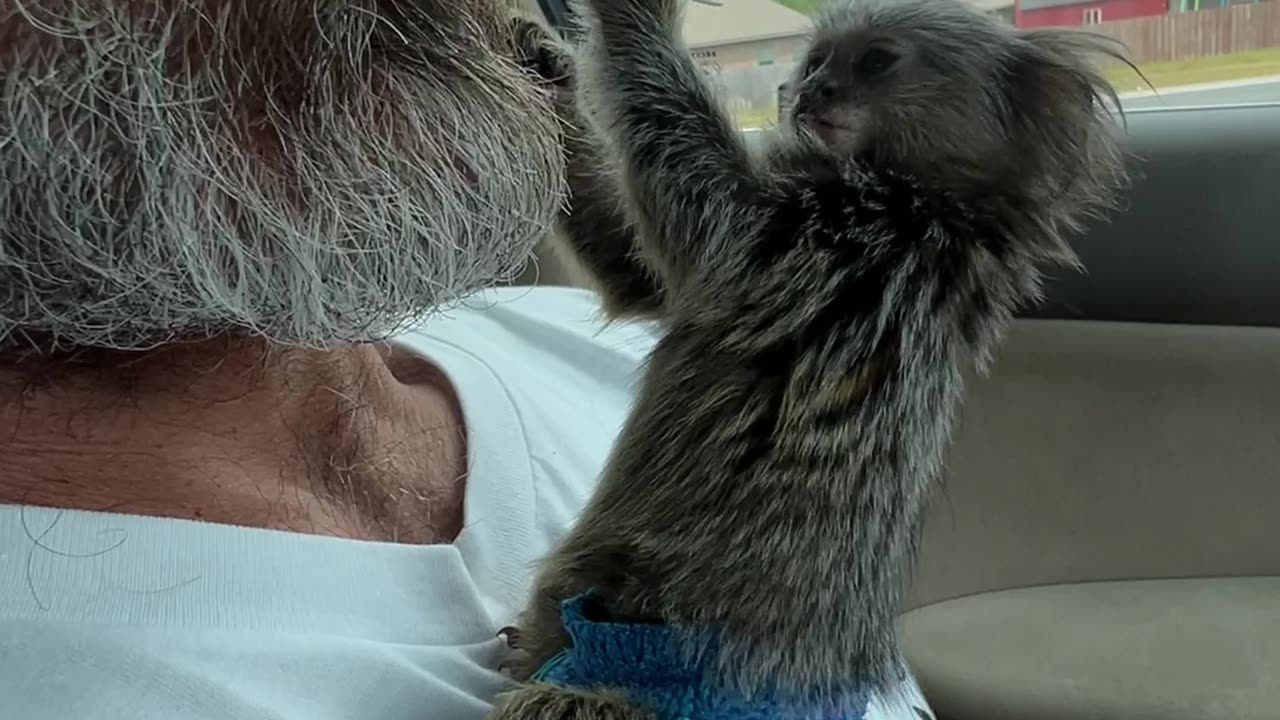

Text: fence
xmin=1092 ymin=2 xmax=1280 ymax=64
xmin=711 ymin=63 xmax=796 ymax=118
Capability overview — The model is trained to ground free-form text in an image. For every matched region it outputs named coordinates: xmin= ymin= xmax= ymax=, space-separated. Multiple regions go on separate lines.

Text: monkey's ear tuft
xmin=1008 ymin=29 xmax=1128 ymax=117
xmin=999 ymin=29 xmax=1131 ymax=232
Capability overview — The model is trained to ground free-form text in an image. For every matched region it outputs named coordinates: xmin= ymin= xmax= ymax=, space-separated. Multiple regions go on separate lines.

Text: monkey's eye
xmin=854 ymin=47 xmax=898 ymax=77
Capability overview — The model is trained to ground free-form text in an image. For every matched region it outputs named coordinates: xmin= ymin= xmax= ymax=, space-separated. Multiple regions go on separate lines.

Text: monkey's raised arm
xmin=558 ymin=116 xmax=670 ymax=318
xmin=573 ymin=0 xmax=763 ymax=292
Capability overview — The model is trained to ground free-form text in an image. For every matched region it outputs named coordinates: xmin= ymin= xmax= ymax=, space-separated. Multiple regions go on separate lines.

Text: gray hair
xmin=0 ymin=0 xmax=564 ymax=353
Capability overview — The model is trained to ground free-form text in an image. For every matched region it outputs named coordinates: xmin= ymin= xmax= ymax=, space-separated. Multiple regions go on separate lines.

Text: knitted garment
xmin=531 ymin=593 xmax=870 ymax=720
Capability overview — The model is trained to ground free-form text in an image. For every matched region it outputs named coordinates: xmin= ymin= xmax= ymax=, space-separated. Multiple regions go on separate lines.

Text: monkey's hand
xmin=489 ymin=600 xmax=657 ymax=720
xmin=496 ymin=589 xmax=573 ymax=683
xmin=487 ymin=683 xmax=656 ymax=720
xmin=510 ymin=15 xmax=576 ymax=108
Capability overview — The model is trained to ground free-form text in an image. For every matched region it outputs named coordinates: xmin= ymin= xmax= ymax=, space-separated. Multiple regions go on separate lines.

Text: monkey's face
xmin=788 ymin=0 xmax=1127 ymax=207
xmin=787 ymin=34 xmax=911 ymax=158
xmin=788 ymin=0 xmax=1012 ymax=168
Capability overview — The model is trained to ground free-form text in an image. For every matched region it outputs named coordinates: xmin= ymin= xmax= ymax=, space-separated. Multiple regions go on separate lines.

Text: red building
xmin=1015 ymin=0 xmax=1169 ymax=27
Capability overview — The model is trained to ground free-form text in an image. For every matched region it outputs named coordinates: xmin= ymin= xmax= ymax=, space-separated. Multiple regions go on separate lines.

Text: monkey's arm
xmin=573 ymin=0 xmax=762 ymax=292
xmin=555 ymin=94 xmax=667 ymax=319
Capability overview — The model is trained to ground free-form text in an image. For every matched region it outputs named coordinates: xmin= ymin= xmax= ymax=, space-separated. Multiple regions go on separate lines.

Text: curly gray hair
xmin=0 ymin=0 xmax=563 ymax=353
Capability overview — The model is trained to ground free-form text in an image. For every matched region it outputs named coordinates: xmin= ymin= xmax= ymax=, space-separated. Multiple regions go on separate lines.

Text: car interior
xmin=513 ymin=1 xmax=1280 ymax=718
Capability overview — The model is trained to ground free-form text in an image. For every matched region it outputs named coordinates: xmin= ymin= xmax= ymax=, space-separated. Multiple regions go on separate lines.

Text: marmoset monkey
xmin=501 ymin=0 xmax=1130 ymax=717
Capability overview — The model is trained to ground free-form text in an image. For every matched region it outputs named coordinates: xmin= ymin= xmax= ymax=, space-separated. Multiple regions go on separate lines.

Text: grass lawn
xmin=1105 ymin=46 xmax=1280 ymax=92
xmin=775 ymin=0 xmax=824 ymax=13
xmin=731 ymin=46 xmax=1280 ymax=128
xmin=734 ymin=108 xmax=779 ymax=130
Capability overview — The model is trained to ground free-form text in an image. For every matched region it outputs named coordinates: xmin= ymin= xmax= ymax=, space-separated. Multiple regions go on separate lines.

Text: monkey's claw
xmin=495 ymin=624 xmax=546 ymax=681
xmin=498 ymin=625 xmax=522 ymax=647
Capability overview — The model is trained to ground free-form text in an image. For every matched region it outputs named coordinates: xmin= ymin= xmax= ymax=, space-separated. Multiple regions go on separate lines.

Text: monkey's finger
xmin=497 ymin=625 xmax=522 ymax=645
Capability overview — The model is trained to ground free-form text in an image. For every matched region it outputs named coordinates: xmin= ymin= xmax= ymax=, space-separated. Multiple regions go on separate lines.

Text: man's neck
xmin=0 ymin=338 xmax=467 ymax=544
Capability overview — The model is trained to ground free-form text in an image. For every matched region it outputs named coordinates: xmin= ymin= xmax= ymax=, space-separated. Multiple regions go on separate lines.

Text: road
xmin=1120 ymin=78 xmax=1280 ymax=110
xmin=740 ymin=78 xmax=1280 ymax=146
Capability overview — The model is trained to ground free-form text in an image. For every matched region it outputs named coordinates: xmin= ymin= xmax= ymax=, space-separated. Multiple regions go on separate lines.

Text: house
xmin=969 ymin=0 xmax=1019 ymax=23
xmin=1014 ymin=0 xmax=1169 ymax=27
xmin=683 ymin=0 xmax=1019 ymax=74
xmin=683 ymin=0 xmax=812 ymax=73
xmin=1170 ymin=0 xmax=1271 ymax=10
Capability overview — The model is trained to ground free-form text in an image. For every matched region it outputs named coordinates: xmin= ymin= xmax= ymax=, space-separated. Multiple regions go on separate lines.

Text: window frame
xmin=537 ymin=0 xmax=576 ymax=33
xmin=536 ymin=0 xmax=723 ymax=32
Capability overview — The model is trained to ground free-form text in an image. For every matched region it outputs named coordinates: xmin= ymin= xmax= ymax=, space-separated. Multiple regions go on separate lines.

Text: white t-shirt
xmin=0 ymin=287 xmax=931 ymax=720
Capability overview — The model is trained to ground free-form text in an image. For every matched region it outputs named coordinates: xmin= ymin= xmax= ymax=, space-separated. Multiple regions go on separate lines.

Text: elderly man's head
xmin=0 ymin=0 xmax=563 ymax=354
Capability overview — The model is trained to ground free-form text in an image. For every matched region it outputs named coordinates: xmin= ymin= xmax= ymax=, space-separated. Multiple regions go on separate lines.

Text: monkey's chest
xmin=532 ymin=592 xmax=871 ymax=720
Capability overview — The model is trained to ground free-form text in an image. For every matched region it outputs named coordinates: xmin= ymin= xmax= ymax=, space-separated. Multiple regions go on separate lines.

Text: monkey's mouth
xmin=795 ymin=111 xmax=841 ymax=129
xmin=796 ymin=113 xmax=851 ymax=143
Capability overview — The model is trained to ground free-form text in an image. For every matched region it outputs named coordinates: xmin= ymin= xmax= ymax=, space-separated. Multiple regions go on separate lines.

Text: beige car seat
xmin=901 ymin=320 xmax=1280 ymax=720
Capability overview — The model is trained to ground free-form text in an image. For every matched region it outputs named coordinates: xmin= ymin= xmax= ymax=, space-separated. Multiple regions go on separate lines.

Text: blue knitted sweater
xmin=531 ymin=593 xmax=870 ymax=720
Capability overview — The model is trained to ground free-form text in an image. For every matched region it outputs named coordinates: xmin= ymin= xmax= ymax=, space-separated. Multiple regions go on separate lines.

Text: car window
xmin=660 ymin=0 xmax=1279 ymax=130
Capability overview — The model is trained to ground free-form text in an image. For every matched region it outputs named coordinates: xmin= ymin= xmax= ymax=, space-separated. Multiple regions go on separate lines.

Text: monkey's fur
xmin=501 ymin=0 xmax=1130 ymax=717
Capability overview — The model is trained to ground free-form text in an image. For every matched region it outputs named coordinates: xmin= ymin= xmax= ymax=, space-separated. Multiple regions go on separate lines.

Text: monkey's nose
xmin=818 ymin=83 xmax=836 ymax=99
